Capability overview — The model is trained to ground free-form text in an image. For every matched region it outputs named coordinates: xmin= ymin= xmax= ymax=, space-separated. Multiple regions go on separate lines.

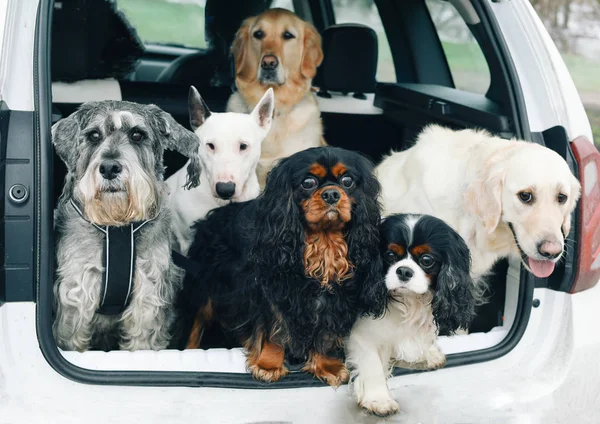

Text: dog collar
xmin=70 ymin=200 xmax=152 ymax=315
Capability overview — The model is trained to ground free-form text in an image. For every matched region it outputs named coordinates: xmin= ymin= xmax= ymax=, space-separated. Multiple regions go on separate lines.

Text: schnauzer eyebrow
xmin=105 ymin=111 xmax=138 ymax=133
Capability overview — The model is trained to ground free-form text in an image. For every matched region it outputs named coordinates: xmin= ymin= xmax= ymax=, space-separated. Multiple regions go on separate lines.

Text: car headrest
xmin=51 ymin=0 xmax=144 ymax=82
xmin=314 ymin=24 xmax=378 ymax=100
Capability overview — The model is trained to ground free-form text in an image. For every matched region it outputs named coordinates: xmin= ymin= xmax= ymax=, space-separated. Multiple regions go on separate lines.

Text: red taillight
xmin=571 ymin=136 xmax=600 ymax=293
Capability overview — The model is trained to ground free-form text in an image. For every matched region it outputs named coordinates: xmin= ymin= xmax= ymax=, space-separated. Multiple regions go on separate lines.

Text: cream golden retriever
xmin=376 ymin=125 xmax=581 ymax=294
xmin=227 ymin=8 xmax=326 ymax=188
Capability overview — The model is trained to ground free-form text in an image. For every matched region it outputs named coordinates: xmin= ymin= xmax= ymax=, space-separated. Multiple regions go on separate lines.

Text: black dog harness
xmin=71 ymin=200 xmax=152 ymax=315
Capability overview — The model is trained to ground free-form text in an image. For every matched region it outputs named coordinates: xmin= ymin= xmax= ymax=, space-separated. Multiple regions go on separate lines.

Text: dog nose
xmin=396 ymin=266 xmax=414 ymax=282
xmin=99 ymin=160 xmax=122 ymax=180
xmin=216 ymin=182 xmax=236 ymax=199
xmin=537 ymin=240 xmax=562 ymax=259
xmin=261 ymin=54 xmax=279 ymax=70
xmin=321 ymin=188 xmax=341 ymax=205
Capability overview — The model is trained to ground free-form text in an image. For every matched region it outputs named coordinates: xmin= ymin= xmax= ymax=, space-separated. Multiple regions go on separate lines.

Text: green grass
xmin=118 ymin=0 xmax=206 ymax=48
xmin=585 ymin=106 xmax=600 ymax=150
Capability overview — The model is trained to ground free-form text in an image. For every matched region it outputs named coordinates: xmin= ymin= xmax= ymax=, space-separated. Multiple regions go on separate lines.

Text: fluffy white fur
xmin=346 ymin=261 xmax=445 ymax=417
xmin=376 ymin=125 xmax=581 ymax=282
xmin=166 ymin=87 xmax=274 ymax=255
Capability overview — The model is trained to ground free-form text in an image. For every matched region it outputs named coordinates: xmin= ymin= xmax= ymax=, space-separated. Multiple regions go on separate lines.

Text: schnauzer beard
xmin=77 ymin=153 xmax=159 ymax=226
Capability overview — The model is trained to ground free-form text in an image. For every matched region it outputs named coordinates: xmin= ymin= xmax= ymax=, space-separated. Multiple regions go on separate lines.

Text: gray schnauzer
xmin=52 ymin=101 xmax=201 ymax=352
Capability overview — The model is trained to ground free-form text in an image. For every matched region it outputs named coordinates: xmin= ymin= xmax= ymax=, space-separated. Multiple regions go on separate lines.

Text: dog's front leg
xmin=119 ymin=268 xmax=174 ymax=351
xmin=346 ymin=342 xmax=399 ymax=417
xmin=53 ymin=274 xmax=100 ymax=352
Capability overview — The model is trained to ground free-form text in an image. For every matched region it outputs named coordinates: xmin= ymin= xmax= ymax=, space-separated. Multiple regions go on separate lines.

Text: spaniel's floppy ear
xmin=464 ymin=169 xmax=504 ymax=234
xmin=150 ymin=107 xmax=201 ymax=190
xmin=52 ymin=111 xmax=83 ymax=170
xmin=232 ymin=17 xmax=256 ymax=82
xmin=432 ymin=228 xmax=477 ymax=336
xmin=250 ymin=87 xmax=275 ymax=132
xmin=300 ymin=23 xmax=323 ymax=79
xmin=188 ymin=85 xmax=211 ymax=132
xmin=252 ymin=157 xmax=304 ymax=268
xmin=347 ymin=155 xmax=387 ymax=317
xmin=562 ymin=174 xmax=582 ymax=237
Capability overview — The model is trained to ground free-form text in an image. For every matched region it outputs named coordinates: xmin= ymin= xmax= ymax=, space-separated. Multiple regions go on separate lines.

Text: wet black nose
xmin=99 ymin=160 xmax=122 ymax=180
xmin=396 ymin=266 xmax=414 ymax=282
xmin=261 ymin=54 xmax=279 ymax=70
xmin=216 ymin=182 xmax=236 ymax=199
xmin=321 ymin=188 xmax=341 ymax=205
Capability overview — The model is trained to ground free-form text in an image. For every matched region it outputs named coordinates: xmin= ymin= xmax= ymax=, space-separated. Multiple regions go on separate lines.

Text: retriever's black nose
xmin=99 ymin=160 xmax=122 ymax=180
xmin=216 ymin=182 xmax=236 ymax=199
xmin=321 ymin=188 xmax=341 ymax=205
xmin=396 ymin=266 xmax=414 ymax=282
xmin=261 ymin=54 xmax=279 ymax=70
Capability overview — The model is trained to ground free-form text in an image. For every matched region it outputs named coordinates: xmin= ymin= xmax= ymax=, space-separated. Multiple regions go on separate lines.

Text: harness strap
xmin=70 ymin=200 xmax=150 ymax=316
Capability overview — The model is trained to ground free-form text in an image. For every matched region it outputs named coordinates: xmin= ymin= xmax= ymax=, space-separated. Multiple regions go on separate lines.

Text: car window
xmin=331 ymin=0 xmax=396 ymax=82
xmin=117 ymin=0 xmax=295 ymax=49
xmin=425 ymin=0 xmax=491 ymax=94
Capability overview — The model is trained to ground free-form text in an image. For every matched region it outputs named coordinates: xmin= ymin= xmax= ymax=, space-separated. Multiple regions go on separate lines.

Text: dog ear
xmin=300 ymin=23 xmax=323 ymax=79
xmin=562 ymin=174 xmax=582 ymax=237
xmin=347 ymin=155 xmax=387 ymax=318
xmin=251 ymin=157 xmax=304 ymax=269
xmin=250 ymin=88 xmax=274 ymax=132
xmin=464 ymin=172 xmax=503 ymax=234
xmin=151 ymin=108 xmax=201 ymax=190
xmin=232 ymin=17 xmax=255 ymax=82
xmin=188 ymin=85 xmax=211 ymax=132
xmin=432 ymin=228 xmax=477 ymax=336
xmin=52 ymin=112 xmax=82 ymax=169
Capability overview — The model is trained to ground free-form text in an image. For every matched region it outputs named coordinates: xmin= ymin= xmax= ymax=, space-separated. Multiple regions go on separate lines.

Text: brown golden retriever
xmin=227 ymin=8 xmax=326 ymax=188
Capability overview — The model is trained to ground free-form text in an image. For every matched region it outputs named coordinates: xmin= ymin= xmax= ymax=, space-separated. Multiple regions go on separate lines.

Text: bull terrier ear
xmin=250 ymin=88 xmax=275 ymax=132
xmin=188 ymin=85 xmax=212 ymax=132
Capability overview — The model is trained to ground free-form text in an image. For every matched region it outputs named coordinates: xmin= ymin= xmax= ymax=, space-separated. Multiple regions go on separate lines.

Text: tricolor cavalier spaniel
xmin=346 ymin=214 xmax=477 ymax=416
xmin=172 ymin=146 xmax=386 ymax=386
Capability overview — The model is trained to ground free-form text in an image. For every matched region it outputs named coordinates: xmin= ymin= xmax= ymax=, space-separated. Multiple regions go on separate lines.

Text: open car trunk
xmin=37 ymin=0 xmax=565 ymax=388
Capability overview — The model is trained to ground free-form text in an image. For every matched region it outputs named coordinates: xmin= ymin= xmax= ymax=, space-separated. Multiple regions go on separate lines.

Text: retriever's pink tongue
xmin=528 ymin=258 xmax=556 ymax=278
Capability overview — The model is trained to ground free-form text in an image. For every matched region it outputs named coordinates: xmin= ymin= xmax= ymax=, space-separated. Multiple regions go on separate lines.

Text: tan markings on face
xmin=388 ymin=243 xmax=405 ymax=257
xmin=331 ymin=162 xmax=348 ymax=178
xmin=309 ymin=163 xmax=327 ymax=179
xmin=301 ymin=186 xmax=352 ymax=229
xmin=411 ymin=244 xmax=431 ymax=257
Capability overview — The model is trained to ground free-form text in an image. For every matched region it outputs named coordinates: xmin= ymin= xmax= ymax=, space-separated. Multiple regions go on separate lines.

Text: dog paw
xmin=424 ymin=347 xmax=446 ymax=370
xmin=248 ymin=363 xmax=289 ymax=383
xmin=360 ymin=397 xmax=400 ymax=417
xmin=303 ymin=354 xmax=350 ymax=387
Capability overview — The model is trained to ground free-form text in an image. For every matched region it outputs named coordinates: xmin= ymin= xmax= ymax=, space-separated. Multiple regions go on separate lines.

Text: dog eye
xmin=419 ymin=254 xmax=435 ymax=269
xmin=206 ymin=143 xmax=215 ymax=151
xmin=340 ymin=175 xmax=354 ymax=188
xmin=301 ymin=176 xmax=318 ymax=190
xmin=130 ymin=131 xmax=145 ymax=143
xmin=253 ymin=30 xmax=264 ymax=40
xmin=518 ymin=191 xmax=534 ymax=204
xmin=283 ymin=31 xmax=295 ymax=40
xmin=240 ymin=143 xmax=248 ymax=151
xmin=557 ymin=193 xmax=568 ymax=204
xmin=384 ymin=251 xmax=396 ymax=263
xmin=87 ymin=130 xmax=102 ymax=143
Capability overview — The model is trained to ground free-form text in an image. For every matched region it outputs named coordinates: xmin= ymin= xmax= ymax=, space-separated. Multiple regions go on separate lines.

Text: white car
xmin=1 ymin=0 xmax=599 ymax=422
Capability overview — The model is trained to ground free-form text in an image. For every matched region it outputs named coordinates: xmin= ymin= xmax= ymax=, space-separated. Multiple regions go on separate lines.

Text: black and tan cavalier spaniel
xmin=172 ymin=146 xmax=386 ymax=386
